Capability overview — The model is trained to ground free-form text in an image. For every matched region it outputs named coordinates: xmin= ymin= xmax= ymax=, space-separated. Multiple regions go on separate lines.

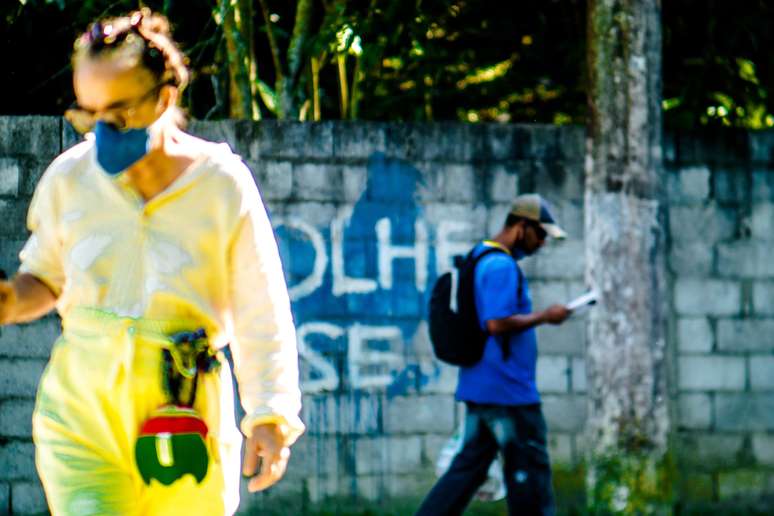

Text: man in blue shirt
xmin=417 ymin=194 xmax=571 ymax=516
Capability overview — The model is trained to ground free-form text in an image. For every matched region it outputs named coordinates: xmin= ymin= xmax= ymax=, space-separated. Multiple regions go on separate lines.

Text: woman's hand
xmin=0 ymin=273 xmax=57 ymax=325
xmin=242 ymin=423 xmax=291 ymax=492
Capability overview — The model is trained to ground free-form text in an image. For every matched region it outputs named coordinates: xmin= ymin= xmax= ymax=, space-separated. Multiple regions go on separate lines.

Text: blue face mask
xmin=94 ymin=121 xmax=151 ymax=176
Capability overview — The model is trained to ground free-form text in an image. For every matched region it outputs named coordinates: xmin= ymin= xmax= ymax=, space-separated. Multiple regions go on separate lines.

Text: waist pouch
xmin=135 ymin=328 xmax=220 ymax=486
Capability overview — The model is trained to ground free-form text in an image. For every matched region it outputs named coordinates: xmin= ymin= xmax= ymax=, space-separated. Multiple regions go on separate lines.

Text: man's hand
xmin=542 ymin=304 xmax=571 ymax=325
xmin=0 ymin=278 xmax=17 ymax=326
xmin=242 ymin=423 xmax=290 ymax=492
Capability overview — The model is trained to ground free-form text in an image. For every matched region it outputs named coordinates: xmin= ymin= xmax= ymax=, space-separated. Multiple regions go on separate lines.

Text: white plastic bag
xmin=435 ymin=423 xmax=506 ymax=502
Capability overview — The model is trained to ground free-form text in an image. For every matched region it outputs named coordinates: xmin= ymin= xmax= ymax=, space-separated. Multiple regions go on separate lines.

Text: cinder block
xmin=750 ymin=356 xmax=774 ymax=390
xmin=425 ymin=203 xmax=487 ymax=243
xmin=524 ymin=125 xmax=561 ymax=160
xmin=356 ymin=436 xmax=422 ymax=475
xmin=10 ymin=481 xmax=47 ymax=515
xmin=677 ymin=393 xmax=712 ymax=430
xmin=440 ymin=164 xmax=476 ymax=203
xmin=536 ymin=319 xmax=585 ymax=356
xmin=753 ymin=434 xmax=774 ymax=467
xmin=479 ymin=124 xmax=522 ymax=161
xmin=342 ymin=165 xmax=367 ymax=203
xmin=22 ymin=157 xmax=59 ymax=197
xmin=713 ymin=167 xmax=751 ymax=204
xmin=753 ymin=282 xmax=774 ymax=315
xmin=668 ymin=205 xmax=737 ymax=244
xmin=749 ymin=132 xmax=774 ymax=163
xmin=0 ymin=442 xmax=36 ymax=481
xmin=548 ymin=432 xmax=573 ymax=465
xmin=488 ymin=165 xmax=519 ymax=203
xmin=681 ymin=166 xmax=713 ymax=199
xmin=253 ymin=121 xmax=335 ymax=160
xmin=674 ymin=279 xmax=740 ymax=316
xmin=718 ymin=470 xmax=768 ymax=500
xmin=669 ymin=241 xmax=713 ymax=276
xmin=304 ymin=474 xmax=344 ymax=504
xmin=0 ymin=359 xmax=45 ymax=398
xmin=528 ymin=240 xmax=585 ymax=280
xmin=286 ymin=435 xmax=339 ymax=479
xmin=557 ymin=125 xmax=585 ymax=162
xmin=537 ymin=355 xmax=569 ymax=393
xmin=541 ymin=395 xmax=586 ymax=433
xmin=187 ymin=119 xmax=254 ymax=158
xmin=715 ymin=393 xmax=774 ymax=431
xmin=333 ymin=123 xmax=387 ymax=158
xmin=553 ymin=201 xmax=584 ymax=240
xmin=302 ymin=392 xmax=381 ymax=435
xmin=678 ymin=356 xmax=745 ymax=391
xmin=0 ymin=200 xmax=27 ymax=238
xmin=258 ymin=160 xmax=293 ymax=201
xmin=385 ymin=471 xmax=436 ymax=499
xmin=677 ymin=318 xmax=713 ymax=353
xmin=0 ymin=117 xmax=60 ymax=160
xmin=422 ymin=434 xmax=450 ymax=467
xmin=716 ymin=319 xmax=774 ymax=352
xmin=0 ymin=159 xmax=20 ymax=197
xmin=0 ymin=400 xmax=33 ymax=438
xmin=0 ymin=239 xmax=25 ymax=277
xmin=421 ymin=362 xmax=457 ymax=395
xmin=383 ymin=395 xmax=455 ymax=435
xmin=486 ymin=203 xmax=512 ymax=236
xmin=717 ymin=240 xmax=774 ymax=278
xmin=678 ymin=472 xmax=715 ymax=502
xmin=0 ymin=316 xmax=60 ymax=358
xmin=404 ymin=124 xmax=476 ymax=163
xmin=283 ymin=201 xmax=338 ymax=227
xmin=409 ymin=162 xmax=445 ymax=204
xmin=571 ymin=357 xmax=586 ymax=393
xmin=530 ymin=281 xmax=571 ymax=308
xmin=533 ymin=161 xmax=585 ymax=203
xmin=673 ymin=166 xmax=711 ymax=202
xmin=751 ymin=203 xmax=774 ymax=240
xmin=675 ymin=432 xmax=743 ymax=469
xmin=752 ymin=170 xmax=774 ymax=201
xmin=292 ymin=163 xmax=343 ymax=202
xmin=752 ymin=434 xmax=774 ymax=466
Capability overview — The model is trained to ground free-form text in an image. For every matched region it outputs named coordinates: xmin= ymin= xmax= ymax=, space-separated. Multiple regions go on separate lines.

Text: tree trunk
xmin=221 ymin=0 xmax=260 ymax=120
xmin=278 ymin=0 xmax=314 ymax=119
xmin=585 ymin=0 xmax=671 ymax=512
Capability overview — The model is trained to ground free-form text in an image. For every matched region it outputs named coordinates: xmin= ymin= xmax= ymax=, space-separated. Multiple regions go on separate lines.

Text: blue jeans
xmin=415 ymin=402 xmax=555 ymax=516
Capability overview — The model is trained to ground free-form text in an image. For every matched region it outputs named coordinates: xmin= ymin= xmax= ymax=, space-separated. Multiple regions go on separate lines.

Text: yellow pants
xmin=32 ymin=308 xmax=243 ymax=515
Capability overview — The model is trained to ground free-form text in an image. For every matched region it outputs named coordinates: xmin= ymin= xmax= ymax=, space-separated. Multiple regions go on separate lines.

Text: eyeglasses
xmin=65 ymin=82 xmax=164 ymax=134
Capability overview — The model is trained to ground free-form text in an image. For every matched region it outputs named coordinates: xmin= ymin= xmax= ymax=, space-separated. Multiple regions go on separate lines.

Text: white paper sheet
xmin=566 ymin=290 xmax=598 ymax=315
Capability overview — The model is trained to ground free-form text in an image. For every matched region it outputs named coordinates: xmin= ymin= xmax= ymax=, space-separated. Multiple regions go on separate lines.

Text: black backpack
xmin=427 ymin=246 xmax=507 ymax=366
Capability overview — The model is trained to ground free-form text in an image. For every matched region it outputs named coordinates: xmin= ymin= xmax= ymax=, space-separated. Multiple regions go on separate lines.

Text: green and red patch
xmin=135 ymin=405 xmax=210 ymax=486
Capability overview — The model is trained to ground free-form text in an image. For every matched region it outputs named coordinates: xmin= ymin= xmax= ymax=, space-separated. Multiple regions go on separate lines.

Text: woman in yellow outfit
xmin=0 ymin=8 xmax=304 ymax=515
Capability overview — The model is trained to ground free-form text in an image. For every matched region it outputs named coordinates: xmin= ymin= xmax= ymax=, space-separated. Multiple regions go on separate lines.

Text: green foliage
xmin=586 ymin=451 xmax=675 ymax=516
xmin=5 ymin=0 xmax=774 ymax=127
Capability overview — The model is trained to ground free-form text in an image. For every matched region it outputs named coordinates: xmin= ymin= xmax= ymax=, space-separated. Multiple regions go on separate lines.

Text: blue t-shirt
xmin=455 ymin=242 xmax=540 ymax=406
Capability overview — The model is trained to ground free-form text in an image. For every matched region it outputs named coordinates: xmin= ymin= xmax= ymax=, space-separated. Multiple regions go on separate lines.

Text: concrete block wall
xmin=0 ymin=117 xmax=772 ymax=512
xmin=668 ymin=131 xmax=774 ymax=503
xmin=177 ymin=120 xmax=590 ymax=512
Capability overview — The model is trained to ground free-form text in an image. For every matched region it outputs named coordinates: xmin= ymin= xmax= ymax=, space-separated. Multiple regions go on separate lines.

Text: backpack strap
xmin=464 ymin=244 xmax=512 ymax=360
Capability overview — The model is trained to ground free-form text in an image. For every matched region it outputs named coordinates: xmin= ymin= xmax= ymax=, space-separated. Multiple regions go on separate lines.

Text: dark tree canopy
xmin=2 ymin=0 xmax=773 ymax=128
